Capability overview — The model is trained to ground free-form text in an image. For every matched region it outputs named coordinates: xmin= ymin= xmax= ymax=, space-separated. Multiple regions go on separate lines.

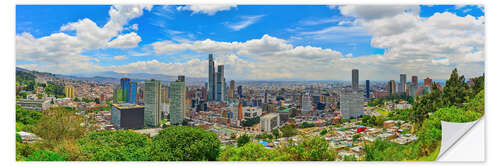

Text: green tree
xmin=78 ymin=130 xmax=152 ymax=161
xmin=31 ymin=107 xmax=97 ymax=147
xmin=150 ymin=126 xmax=220 ymax=161
xmin=442 ymin=68 xmax=469 ymax=107
xmin=281 ymin=124 xmax=298 ymax=137
xmin=16 ymin=105 xmax=42 ymax=127
xmin=236 ymin=134 xmax=251 ymax=147
xmin=279 ymin=136 xmax=336 ymax=161
xmin=26 ymin=149 xmax=66 ymax=161
xmin=320 ymin=129 xmax=328 ymax=136
xmin=218 ymin=142 xmax=275 ymax=161
xmin=272 ymin=129 xmax=280 ymax=139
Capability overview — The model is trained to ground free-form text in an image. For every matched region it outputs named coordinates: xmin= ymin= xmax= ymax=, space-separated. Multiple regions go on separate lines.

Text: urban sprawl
xmin=16 ymin=53 xmax=477 ymax=160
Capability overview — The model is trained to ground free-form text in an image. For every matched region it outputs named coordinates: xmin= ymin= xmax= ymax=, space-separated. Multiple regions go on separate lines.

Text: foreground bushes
xmin=150 ymin=126 xmax=221 ymax=161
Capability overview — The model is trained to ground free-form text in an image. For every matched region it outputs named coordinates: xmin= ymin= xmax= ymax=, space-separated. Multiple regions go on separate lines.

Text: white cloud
xmin=177 ymin=4 xmax=236 ymax=16
xmin=16 ymin=5 xmax=152 ymax=73
xmin=107 ymin=32 xmax=142 ymax=49
xmin=339 ymin=5 xmax=420 ymax=21
xmin=225 ymin=15 xmax=265 ymax=31
xmin=113 ymin=55 xmax=127 ymax=60
xmin=337 ymin=5 xmax=484 ymax=78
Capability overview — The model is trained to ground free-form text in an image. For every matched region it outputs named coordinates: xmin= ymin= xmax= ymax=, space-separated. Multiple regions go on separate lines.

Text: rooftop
xmin=112 ymin=103 xmax=144 ymax=109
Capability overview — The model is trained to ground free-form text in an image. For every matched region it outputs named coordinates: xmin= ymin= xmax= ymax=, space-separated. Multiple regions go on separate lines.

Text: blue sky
xmin=16 ymin=5 xmax=485 ymax=80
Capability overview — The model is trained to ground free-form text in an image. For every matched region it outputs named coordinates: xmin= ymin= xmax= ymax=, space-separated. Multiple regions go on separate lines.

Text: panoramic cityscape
xmin=15 ymin=5 xmax=484 ymax=161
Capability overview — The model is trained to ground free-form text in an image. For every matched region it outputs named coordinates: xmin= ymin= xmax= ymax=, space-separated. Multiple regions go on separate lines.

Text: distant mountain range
xmin=16 ymin=67 xmax=207 ymax=83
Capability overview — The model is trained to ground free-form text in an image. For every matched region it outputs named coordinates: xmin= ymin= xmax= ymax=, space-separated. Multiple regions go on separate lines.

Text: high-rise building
xmin=260 ymin=113 xmax=280 ymax=132
xmin=64 ymin=85 xmax=74 ymax=98
xmin=400 ymin=74 xmax=406 ymax=94
xmin=301 ymin=93 xmax=313 ymax=113
xmin=120 ymin=78 xmax=131 ymax=103
xmin=144 ymin=79 xmax=161 ymax=127
xmin=178 ymin=75 xmax=185 ymax=82
xmin=161 ymin=86 xmax=169 ymax=104
xmin=412 ymin=76 xmax=418 ymax=86
xmin=208 ymin=54 xmax=216 ymax=101
xmin=216 ymin=65 xmax=225 ymax=101
xmin=100 ymin=94 xmax=105 ymax=104
xmin=130 ymin=82 xmax=137 ymax=104
xmin=137 ymin=87 xmax=144 ymax=104
xmin=229 ymin=80 xmax=235 ymax=99
xmin=409 ymin=83 xmax=417 ymax=98
xmin=169 ymin=78 xmax=186 ymax=125
xmin=340 ymin=89 xmax=364 ymax=119
xmin=111 ymin=103 xmax=144 ymax=129
xmin=389 ymin=80 xmax=396 ymax=95
xmin=352 ymin=69 xmax=359 ymax=90
xmin=365 ymin=80 xmax=370 ymax=98
xmin=237 ymin=85 xmax=243 ymax=98
xmin=424 ymin=77 xmax=432 ymax=87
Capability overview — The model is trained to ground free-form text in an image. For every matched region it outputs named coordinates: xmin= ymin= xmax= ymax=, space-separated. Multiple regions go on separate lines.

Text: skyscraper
xmin=64 ymin=85 xmax=74 ymax=98
xmin=130 ymin=82 xmax=137 ymax=104
xmin=400 ymin=74 xmax=406 ymax=94
xmin=178 ymin=75 xmax=185 ymax=82
xmin=170 ymin=78 xmax=186 ymax=125
xmin=301 ymin=93 xmax=313 ymax=113
xmin=237 ymin=85 xmax=243 ymax=98
xmin=340 ymin=89 xmax=364 ymax=119
xmin=216 ymin=65 xmax=225 ymax=101
xmin=409 ymin=83 xmax=417 ymax=98
xmin=145 ymin=79 xmax=161 ymax=127
xmin=208 ymin=54 xmax=216 ymax=101
xmin=352 ymin=69 xmax=359 ymax=91
xmin=229 ymin=80 xmax=235 ymax=99
xmin=412 ymin=76 xmax=418 ymax=86
xmin=120 ymin=78 xmax=131 ymax=103
xmin=424 ymin=77 xmax=432 ymax=87
xmin=389 ymin=80 xmax=396 ymax=95
xmin=365 ymin=80 xmax=370 ymax=98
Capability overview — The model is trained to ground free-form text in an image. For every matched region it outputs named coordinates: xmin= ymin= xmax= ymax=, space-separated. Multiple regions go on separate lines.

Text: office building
xmin=389 ymin=80 xmax=396 ymax=95
xmin=169 ymin=78 xmax=186 ymax=125
xmin=237 ymin=85 xmax=243 ymax=98
xmin=208 ymin=54 xmax=216 ymax=101
xmin=64 ymin=85 xmax=75 ymax=99
xmin=130 ymin=82 xmax=137 ymax=104
xmin=352 ymin=69 xmax=359 ymax=90
xmin=412 ymin=76 xmax=418 ymax=86
xmin=178 ymin=75 xmax=185 ymax=82
xmin=301 ymin=93 xmax=313 ymax=113
xmin=216 ymin=65 xmax=225 ymax=101
xmin=340 ymin=89 xmax=364 ymax=119
xmin=400 ymin=74 xmax=406 ymax=94
xmin=229 ymin=80 xmax=235 ymax=99
xmin=365 ymin=80 xmax=370 ymax=98
xmin=409 ymin=83 xmax=417 ymax=98
xmin=144 ymin=79 xmax=161 ymax=127
xmin=424 ymin=77 xmax=432 ymax=87
xmin=120 ymin=78 xmax=131 ymax=103
xmin=260 ymin=113 xmax=280 ymax=132
xmin=111 ymin=103 xmax=144 ymax=129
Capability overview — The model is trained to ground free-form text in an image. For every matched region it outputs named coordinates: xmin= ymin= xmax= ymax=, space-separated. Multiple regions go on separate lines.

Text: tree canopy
xmin=150 ymin=126 xmax=221 ymax=161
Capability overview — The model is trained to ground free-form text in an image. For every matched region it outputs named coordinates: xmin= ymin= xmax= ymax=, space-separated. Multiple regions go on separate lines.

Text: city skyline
xmin=16 ymin=5 xmax=484 ymax=80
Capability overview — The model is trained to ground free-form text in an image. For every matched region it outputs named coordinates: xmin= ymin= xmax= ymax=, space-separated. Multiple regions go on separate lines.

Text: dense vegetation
xmin=362 ymin=69 xmax=484 ymax=161
xmin=150 ymin=126 xmax=221 ymax=161
xmin=78 ymin=130 xmax=152 ymax=161
xmin=241 ymin=116 xmax=260 ymax=127
xmin=218 ymin=136 xmax=336 ymax=161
